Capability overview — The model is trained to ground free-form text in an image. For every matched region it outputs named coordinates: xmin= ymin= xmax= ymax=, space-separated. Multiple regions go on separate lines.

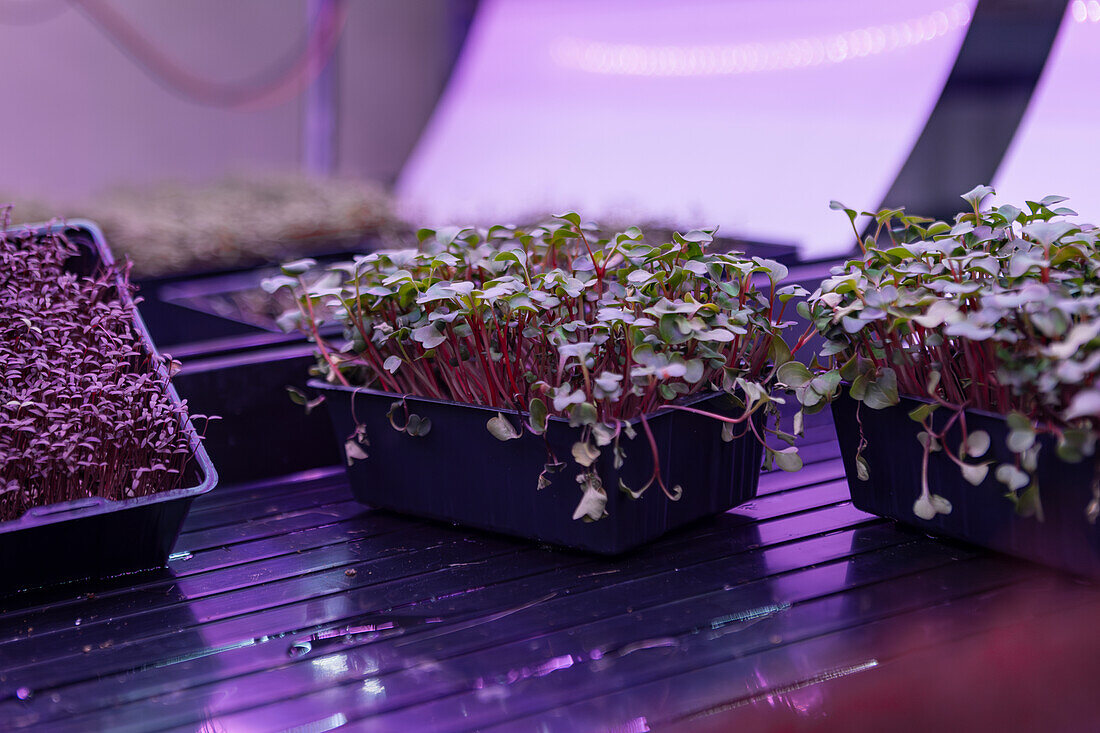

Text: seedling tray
xmin=172 ymin=344 xmax=341 ymax=485
xmin=312 ymin=382 xmax=763 ymax=554
xmin=0 ymin=221 xmax=218 ymax=591
xmin=135 ymin=245 xmax=371 ymax=353
xmin=832 ymin=390 xmax=1100 ymax=578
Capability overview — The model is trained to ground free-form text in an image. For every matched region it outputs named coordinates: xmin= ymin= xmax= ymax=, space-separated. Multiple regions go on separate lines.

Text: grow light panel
xmin=993 ymin=3 xmax=1100 ymax=222
xmin=397 ymin=0 xmax=974 ymax=258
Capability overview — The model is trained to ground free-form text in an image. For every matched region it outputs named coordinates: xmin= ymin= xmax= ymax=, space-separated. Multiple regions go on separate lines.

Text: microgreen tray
xmin=313 ymin=382 xmax=762 ymax=555
xmin=0 ymin=221 xmax=218 ymax=592
xmin=832 ymin=390 xmax=1100 ymax=578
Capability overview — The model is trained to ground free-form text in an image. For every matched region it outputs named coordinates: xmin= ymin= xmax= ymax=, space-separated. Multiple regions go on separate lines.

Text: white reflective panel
xmin=398 ymin=0 xmax=973 ymax=257
xmin=994 ymin=4 xmax=1100 ymax=222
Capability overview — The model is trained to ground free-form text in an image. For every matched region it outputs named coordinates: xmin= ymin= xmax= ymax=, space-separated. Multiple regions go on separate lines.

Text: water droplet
xmin=74 ymin=618 xmax=81 ymax=626
xmin=15 ymin=687 xmax=32 ymax=701
xmin=288 ymin=641 xmax=312 ymax=657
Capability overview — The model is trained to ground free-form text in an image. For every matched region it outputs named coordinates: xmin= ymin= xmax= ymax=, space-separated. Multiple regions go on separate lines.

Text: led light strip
xmin=551 ymin=3 xmax=972 ymax=77
xmin=1071 ymin=0 xmax=1100 ymax=22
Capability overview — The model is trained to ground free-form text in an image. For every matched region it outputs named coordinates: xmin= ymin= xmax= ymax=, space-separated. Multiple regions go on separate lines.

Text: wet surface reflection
xmin=4 ymin=440 xmax=1099 ymax=731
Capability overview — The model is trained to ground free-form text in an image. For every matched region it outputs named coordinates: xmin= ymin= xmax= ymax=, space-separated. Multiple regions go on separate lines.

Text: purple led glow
xmin=550 ymin=4 xmax=970 ymax=77
xmin=398 ymin=0 xmax=974 ymax=257
xmin=994 ymin=4 xmax=1100 ymax=222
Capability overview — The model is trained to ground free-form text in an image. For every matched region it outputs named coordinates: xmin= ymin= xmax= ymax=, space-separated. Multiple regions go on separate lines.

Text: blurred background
xmin=0 ymin=0 xmax=1095 ymax=267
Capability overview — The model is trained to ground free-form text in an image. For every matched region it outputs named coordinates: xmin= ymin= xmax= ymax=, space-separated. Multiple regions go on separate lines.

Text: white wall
xmin=994 ymin=3 xmax=1100 ymax=222
xmin=0 ymin=0 xmax=451 ymax=202
xmin=399 ymin=0 xmax=973 ymax=256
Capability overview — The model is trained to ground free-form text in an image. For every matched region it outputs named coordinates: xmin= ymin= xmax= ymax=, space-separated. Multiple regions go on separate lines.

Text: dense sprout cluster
xmin=90 ymin=174 xmax=403 ymax=277
xmin=167 ymin=217 xmax=777 ymax=334
xmin=0 ymin=227 xmax=195 ymax=521
xmin=793 ymin=187 xmax=1100 ymax=521
xmin=268 ymin=215 xmax=806 ymax=519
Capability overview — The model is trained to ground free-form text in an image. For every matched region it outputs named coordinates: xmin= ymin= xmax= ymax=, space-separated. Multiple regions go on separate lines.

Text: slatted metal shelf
xmin=1 ymin=409 xmax=1097 ymax=732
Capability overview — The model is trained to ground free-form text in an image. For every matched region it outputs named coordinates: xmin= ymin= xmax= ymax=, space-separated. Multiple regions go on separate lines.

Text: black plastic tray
xmin=172 ymin=344 xmax=341 ymax=485
xmin=312 ymin=382 xmax=763 ymax=554
xmin=135 ymin=245 xmax=372 ymax=353
xmin=831 ymin=390 xmax=1100 ymax=578
xmin=0 ymin=221 xmax=218 ymax=591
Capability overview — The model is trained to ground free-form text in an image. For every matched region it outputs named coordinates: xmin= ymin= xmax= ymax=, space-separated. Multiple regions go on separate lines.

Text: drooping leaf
xmin=960 ymin=462 xmax=988 ymax=485
xmin=344 ymin=439 xmax=368 ymax=465
xmin=995 ymin=464 xmax=1030 ymax=492
xmin=964 ymin=430 xmax=990 ymax=458
xmin=1006 ymin=427 xmax=1035 ymax=453
xmin=771 ymin=447 xmax=802 ymax=472
xmin=486 ymin=413 xmax=522 ymax=441
xmin=913 ymin=494 xmax=937 ymax=521
xmin=387 ymin=401 xmax=407 ymax=432
xmin=537 ymin=459 xmax=565 ymax=490
xmin=916 ymin=431 xmax=941 ymax=452
xmin=571 ymin=440 xmax=601 ymax=467
xmin=572 ymin=482 xmax=608 ymax=521
xmin=619 ymin=478 xmax=645 ymax=499
xmin=406 ymin=414 xmax=432 ymax=437
xmin=1016 ymin=482 xmax=1044 ymax=520
xmin=528 ymin=397 xmax=548 ymax=434
xmin=855 ymin=455 xmax=870 ymax=481
xmin=930 ymin=494 xmax=953 ymax=515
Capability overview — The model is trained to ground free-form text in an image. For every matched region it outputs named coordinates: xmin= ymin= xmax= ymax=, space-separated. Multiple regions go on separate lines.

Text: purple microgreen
xmin=271 ymin=216 xmax=803 ymax=521
xmin=0 ymin=223 xmax=205 ymax=521
xmin=806 ymin=188 xmax=1100 ymax=521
